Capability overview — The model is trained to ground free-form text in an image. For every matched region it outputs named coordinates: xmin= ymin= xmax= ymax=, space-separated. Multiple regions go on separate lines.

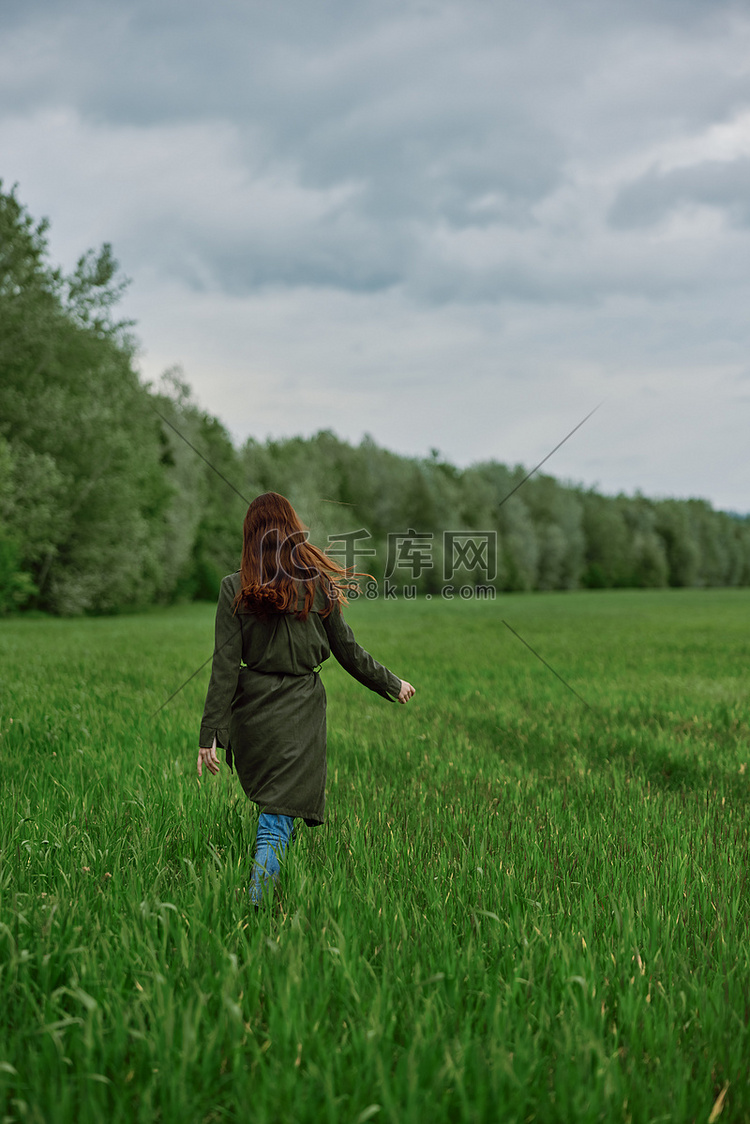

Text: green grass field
xmin=1 ymin=590 xmax=748 ymax=1123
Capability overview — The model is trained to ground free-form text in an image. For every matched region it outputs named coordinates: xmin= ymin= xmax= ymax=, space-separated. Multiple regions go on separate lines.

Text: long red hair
xmin=236 ymin=492 xmax=356 ymax=620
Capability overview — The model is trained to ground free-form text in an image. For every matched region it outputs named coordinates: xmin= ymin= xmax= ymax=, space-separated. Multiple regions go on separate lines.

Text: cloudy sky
xmin=2 ymin=0 xmax=750 ymax=511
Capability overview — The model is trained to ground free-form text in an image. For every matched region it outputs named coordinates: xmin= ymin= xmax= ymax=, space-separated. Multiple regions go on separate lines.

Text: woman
xmin=197 ymin=492 xmax=415 ymax=904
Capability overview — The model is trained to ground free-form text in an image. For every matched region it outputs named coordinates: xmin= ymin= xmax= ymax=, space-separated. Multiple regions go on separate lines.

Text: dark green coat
xmin=199 ymin=572 xmax=401 ymax=825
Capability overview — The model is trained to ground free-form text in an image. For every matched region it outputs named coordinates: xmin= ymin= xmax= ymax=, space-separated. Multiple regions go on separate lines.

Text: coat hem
xmin=252 ymin=799 xmax=324 ymax=826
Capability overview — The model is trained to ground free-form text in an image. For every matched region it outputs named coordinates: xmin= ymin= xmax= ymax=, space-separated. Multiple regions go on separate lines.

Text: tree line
xmin=1 ymin=183 xmax=748 ymax=614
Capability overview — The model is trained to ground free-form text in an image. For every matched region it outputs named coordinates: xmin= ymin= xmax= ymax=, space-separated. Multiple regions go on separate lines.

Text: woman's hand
xmin=197 ymin=736 xmax=220 ymax=777
xmin=397 ymin=680 xmax=415 ymax=704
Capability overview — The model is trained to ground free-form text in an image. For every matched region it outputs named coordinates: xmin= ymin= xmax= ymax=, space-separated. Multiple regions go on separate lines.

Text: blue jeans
xmin=250 ymin=812 xmax=295 ymax=905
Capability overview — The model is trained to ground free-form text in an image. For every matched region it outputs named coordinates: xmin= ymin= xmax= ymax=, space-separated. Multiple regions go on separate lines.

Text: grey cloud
xmin=175 ymin=220 xmax=409 ymax=295
xmin=0 ymin=0 xmax=566 ymax=223
xmin=1 ymin=0 xmax=747 ymax=514
xmin=609 ymin=158 xmax=750 ymax=228
xmin=6 ymin=1 xmax=742 ymax=153
xmin=3 ymin=0 xmax=750 ymax=310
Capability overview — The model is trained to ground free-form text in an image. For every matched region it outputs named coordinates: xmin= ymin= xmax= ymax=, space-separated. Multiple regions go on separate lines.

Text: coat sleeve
xmin=199 ymin=576 xmax=243 ymax=750
xmin=321 ymin=601 xmax=401 ymax=702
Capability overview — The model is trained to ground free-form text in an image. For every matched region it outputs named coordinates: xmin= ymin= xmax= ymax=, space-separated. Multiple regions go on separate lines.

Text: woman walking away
xmin=196 ymin=492 xmax=415 ymax=905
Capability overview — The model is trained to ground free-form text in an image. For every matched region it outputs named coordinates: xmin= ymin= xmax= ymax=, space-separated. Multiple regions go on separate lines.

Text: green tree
xmin=2 ymin=180 xmax=748 ymax=610
xmin=622 ymin=498 xmax=669 ymax=588
xmin=580 ymin=491 xmax=634 ymax=588
xmin=522 ymin=474 xmax=584 ymax=590
xmin=0 ymin=437 xmax=37 ymax=611
xmin=0 ymin=184 xmax=169 ymax=612
xmin=654 ymin=499 xmax=700 ymax=587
